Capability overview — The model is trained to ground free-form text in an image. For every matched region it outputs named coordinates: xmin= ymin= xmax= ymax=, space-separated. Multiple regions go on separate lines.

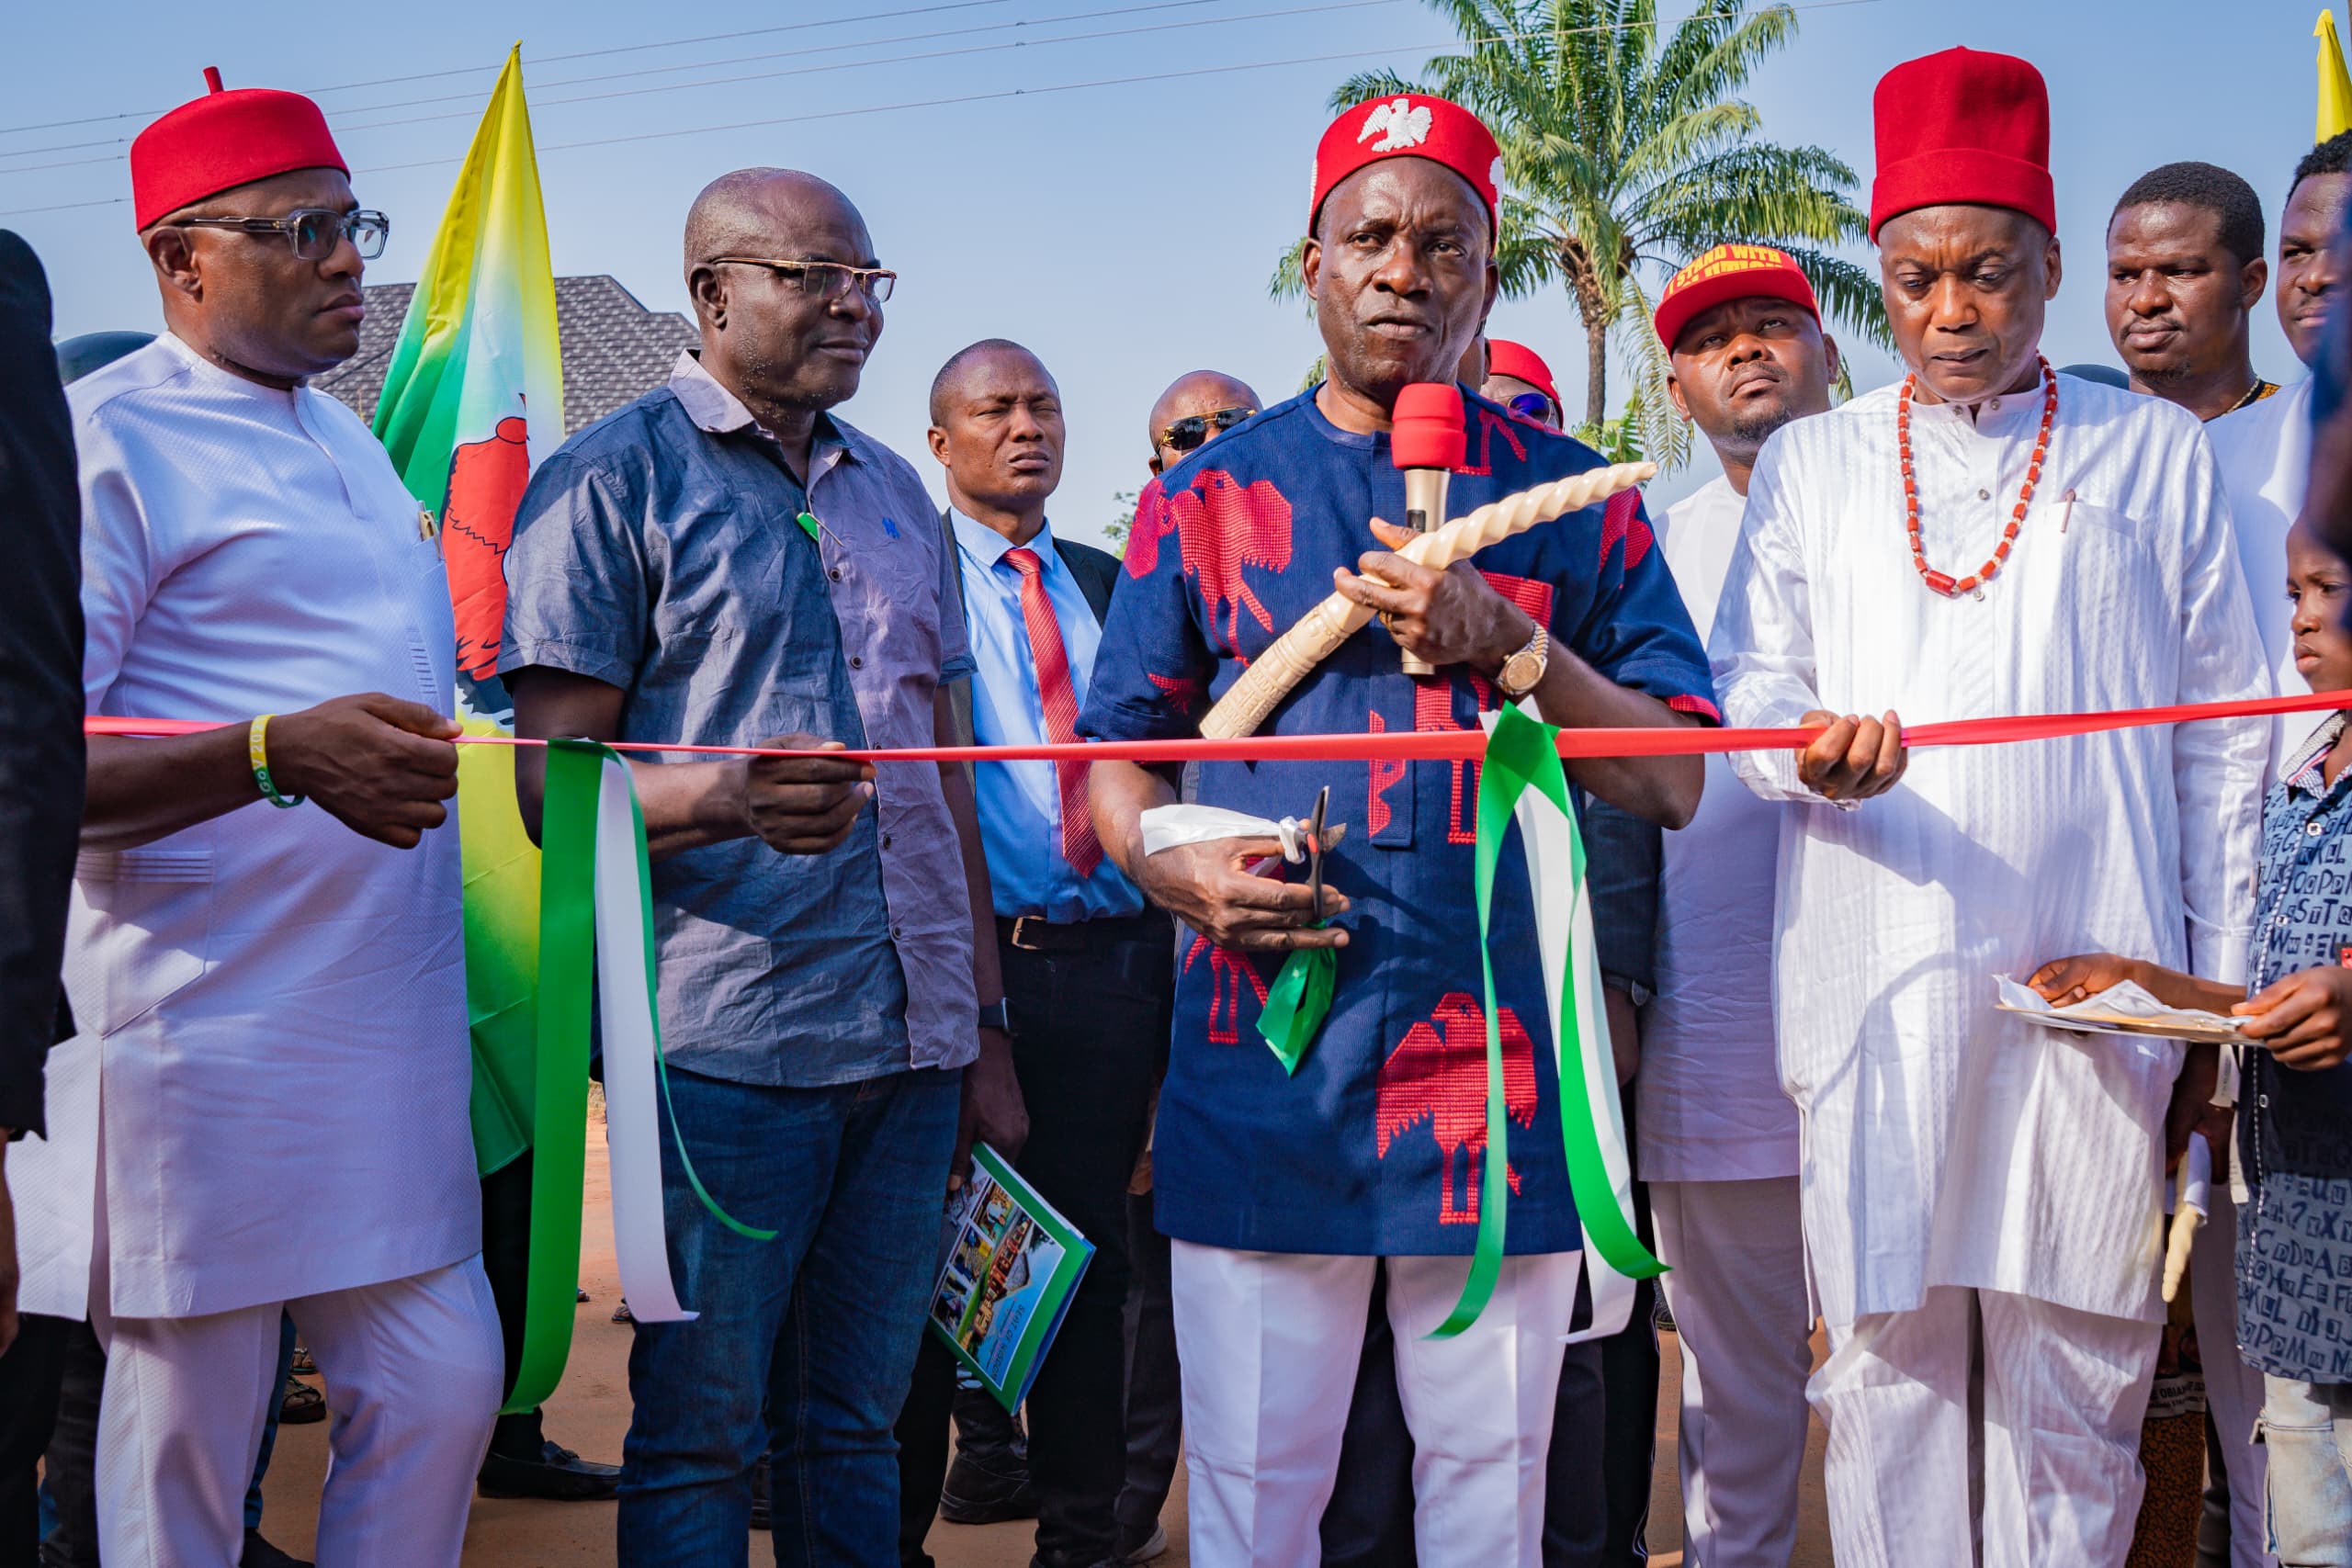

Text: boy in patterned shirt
xmin=2030 ymin=518 xmax=2352 ymax=1564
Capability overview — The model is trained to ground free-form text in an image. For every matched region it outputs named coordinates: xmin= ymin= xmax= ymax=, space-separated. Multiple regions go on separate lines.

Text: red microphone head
xmin=1390 ymin=382 xmax=1466 ymax=471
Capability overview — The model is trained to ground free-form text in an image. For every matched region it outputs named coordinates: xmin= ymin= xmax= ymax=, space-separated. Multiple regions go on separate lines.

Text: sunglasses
xmin=1159 ymin=406 xmax=1256 ymax=455
xmin=175 ymin=208 xmax=389 ymax=262
xmin=1508 ymin=391 xmax=1556 ymax=423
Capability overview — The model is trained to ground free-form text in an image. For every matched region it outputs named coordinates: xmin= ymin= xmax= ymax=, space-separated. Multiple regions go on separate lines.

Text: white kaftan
xmin=2209 ymin=378 xmax=2316 ymax=783
xmin=13 ymin=332 xmax=481 ymax=1322
xmin=1711 ymin=369 xmax=2267 ymax=1329
xmin=1641 ymin=475 xmax=1800 ymax=1183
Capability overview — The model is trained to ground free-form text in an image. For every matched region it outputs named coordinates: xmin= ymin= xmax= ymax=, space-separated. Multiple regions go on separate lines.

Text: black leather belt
xmin=997 ymin=909 xmax=1170 ymax=953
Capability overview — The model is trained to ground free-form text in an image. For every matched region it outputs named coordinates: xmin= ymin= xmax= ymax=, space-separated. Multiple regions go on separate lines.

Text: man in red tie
xmin=902 ymin=339 xmax=1173 ymax=1568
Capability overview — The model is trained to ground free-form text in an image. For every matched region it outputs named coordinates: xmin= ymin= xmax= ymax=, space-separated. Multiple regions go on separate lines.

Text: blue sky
xmin=0 ymin=0 xmax=2324 ymax=544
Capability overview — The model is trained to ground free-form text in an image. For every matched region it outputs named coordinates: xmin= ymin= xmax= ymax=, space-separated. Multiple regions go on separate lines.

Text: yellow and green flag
xmin=2321 ymin=9 xmax=2352 ymax=142
xmin=373 ymin=43 xmax=562 ymax=681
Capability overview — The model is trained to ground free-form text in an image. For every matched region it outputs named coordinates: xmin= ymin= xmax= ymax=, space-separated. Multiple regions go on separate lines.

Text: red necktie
xmin=1002 ymin=547 xmax=1103 ymax=878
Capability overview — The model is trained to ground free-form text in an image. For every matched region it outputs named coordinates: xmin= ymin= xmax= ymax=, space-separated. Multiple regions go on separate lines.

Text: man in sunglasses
xmin=1482 ymin=338 xmax=1565 ymax=430
xmin=503 ymin=168 xmax=1015 ymax=1566
xmin=10 ymin=70 xmax=504 ymax=1566
xmin=1145 ymin=370 xmax=1261 ymax=476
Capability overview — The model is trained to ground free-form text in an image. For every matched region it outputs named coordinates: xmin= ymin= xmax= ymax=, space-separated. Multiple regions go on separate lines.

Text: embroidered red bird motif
xmin=1168 ymin=469 xmax=1294 ymax=644
xmin=1376 ymin=992 xmax=1538 ymax=1225
xmin=1184 ymin=932 xmax=1269 ymax=1044
xmin=1124 ymin=481 xmax=1179 ymax=579
xmin=1597 ymin=488 xmax=1654 ymax=572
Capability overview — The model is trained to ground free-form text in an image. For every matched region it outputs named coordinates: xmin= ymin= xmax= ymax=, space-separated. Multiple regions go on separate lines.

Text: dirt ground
xmin=251 ymin=1136 xmax=1834 ymax=1566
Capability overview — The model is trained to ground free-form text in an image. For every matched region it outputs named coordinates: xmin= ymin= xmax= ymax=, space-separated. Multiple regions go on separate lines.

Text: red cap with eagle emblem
xmin=1652 ymin=243 xmax=1820 ymax=354
xmin=1868 ymin=47 xmax=2054 ymax=243
xmin=130 ymin=66 xmax=347 ymax=231
xmin=1310 ymin=93 xmax=1502 ymax=237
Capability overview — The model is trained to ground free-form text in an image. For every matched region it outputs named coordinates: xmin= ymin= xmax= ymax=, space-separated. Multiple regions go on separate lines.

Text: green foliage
xmin=1570 ymin=387 xmax=1648 ymax=466
xmin=1272 ymin=0 xmax=1886 ymax=472
xmin=1106 ymin=488 xmax=1138 ymax=553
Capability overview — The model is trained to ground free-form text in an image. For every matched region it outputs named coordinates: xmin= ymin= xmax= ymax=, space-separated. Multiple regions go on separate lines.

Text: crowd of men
xmin=0 ymin=35 xmax=2347 ymax=1568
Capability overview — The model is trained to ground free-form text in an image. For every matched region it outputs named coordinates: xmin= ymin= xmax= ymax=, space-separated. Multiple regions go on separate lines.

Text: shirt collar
xmin=2284 ymin=711 xmax=2352 ymax=798
xmin=668 ymin=350 xmax=854 ymax=464
xmin=950 ymin=506 xmax=1055 ymax=571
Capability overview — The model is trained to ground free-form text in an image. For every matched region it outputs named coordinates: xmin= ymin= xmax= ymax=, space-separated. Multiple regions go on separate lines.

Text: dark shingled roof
xmin=314 ymin=273 xmax=696 ymax=434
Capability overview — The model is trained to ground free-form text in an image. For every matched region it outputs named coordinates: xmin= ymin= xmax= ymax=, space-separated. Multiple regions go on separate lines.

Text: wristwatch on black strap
xmin=978 ymin=998 xmax=1015 ymax=1037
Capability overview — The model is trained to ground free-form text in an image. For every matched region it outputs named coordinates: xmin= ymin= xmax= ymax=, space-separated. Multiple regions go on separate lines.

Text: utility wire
xmin=0 ymin=0 xmax=1888 ymax=220
xmin=0 ymin=0 xmax=1378 ymax=168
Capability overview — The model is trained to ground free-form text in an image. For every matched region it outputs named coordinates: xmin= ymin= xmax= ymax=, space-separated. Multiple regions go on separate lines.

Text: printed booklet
xmin=926 ymin=1144 xmax=1094 ymax=1413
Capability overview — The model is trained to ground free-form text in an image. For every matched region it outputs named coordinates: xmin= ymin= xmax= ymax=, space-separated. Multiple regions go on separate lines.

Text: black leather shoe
xmin=937 ymin=1447 xmax=1038 ymax=1524
xmin=477 ymin=1438 xmax=623 ymax=1501
xmin=242 ymin=1530 xmax=313 ymax=1568
xmin=749 ymin=1453 xmax=772 ymax=1532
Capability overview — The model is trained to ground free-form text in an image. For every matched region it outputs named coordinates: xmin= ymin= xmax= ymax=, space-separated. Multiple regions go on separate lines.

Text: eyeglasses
xmin=1508 ymin=391 xmax=1555 ymax=423
xmin=1158 ymin=406 xmax=1257 ymax=455
xmin=708 ymin=256 xmax=897 ymax=304
xmin=175 ymin=209 xmax=389 ymax=261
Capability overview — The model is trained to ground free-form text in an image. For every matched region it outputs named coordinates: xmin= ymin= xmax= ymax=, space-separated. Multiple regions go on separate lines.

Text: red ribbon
xmin=85 ymin=689 xmax=2352 ymax=764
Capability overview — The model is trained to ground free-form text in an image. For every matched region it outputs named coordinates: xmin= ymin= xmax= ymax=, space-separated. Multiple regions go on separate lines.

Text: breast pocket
xmin=2021 ymin=502 xmax=2167 ymax=704
xmin=70 ymin=848 xmax=213 ymax=1035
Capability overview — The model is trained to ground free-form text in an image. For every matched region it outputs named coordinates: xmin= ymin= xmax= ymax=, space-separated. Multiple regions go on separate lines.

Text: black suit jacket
xmin=937 ymin=507 xmax=1120 ymax=750
xmin=0 ymin=231 xmax=85 ymax=1138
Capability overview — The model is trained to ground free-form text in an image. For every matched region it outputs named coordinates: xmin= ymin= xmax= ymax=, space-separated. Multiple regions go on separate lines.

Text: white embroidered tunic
xmin=1639 ymin=475 xmax=1799 ymax=1183
xmin=15 ymin=333 xmax=480 ymax=1320
xmin=1711 ymin=369 xmax=2267 ymax=1325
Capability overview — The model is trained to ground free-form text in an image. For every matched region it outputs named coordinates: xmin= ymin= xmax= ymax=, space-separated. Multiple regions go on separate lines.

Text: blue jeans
xmin=2265 ymin=1373 xmax=2352 ymax=1566
xmin=616 ymin=1063 xmax=960 ymax=1568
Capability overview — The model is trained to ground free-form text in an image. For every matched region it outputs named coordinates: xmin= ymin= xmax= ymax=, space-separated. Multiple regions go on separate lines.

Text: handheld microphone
xmin=1389 ymin=383 xmax=1467 ymax=677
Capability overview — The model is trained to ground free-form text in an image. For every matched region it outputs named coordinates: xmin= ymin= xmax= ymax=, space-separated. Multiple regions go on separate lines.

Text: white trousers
xmin=94 ymin=1257 xmax=503 ymax=1568
xmin=1809 ymin=1283 xmax=2161 ymax=1568
xmin=2188 ymin=1182 xmax=2272 ymax=1567
xmin=1653 ymin=1177 xmax=1815 ymax=1568
xmin=1169 ymin=1241 xmax=1582 ymax=1568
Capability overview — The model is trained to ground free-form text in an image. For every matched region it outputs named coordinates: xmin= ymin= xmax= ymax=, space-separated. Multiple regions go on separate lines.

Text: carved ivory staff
xmin=1195 ymin=460 xmax=1658 ymax=740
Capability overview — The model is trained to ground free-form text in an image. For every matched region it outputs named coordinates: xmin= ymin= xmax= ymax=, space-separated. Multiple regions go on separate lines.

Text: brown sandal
xmin=279 ymin=1375 xmax=326 ymax=1425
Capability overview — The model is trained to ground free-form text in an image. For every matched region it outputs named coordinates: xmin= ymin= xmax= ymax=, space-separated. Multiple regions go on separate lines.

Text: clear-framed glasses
xmin=1159 ymin=405 xmax=1257 ymax=455
xmin=175 ymin=208 xmax=389 ymax=261
xmin=708 ymin=255 xmax=897 ymax=304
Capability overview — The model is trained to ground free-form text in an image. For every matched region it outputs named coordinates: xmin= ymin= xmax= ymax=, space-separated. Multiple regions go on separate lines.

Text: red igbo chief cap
xmin=1869 ymin=47 xmax=2053 ymax=243
xmin=1310 ymin=93 xmax=1501 ymax=236
xmin=1653 ymin=243 xmax=1821 ymax=354
xmin=1484 ymin=339 xmax=1560 ymax=408
xmin=130 ymin=66 xmax=347 ymax=231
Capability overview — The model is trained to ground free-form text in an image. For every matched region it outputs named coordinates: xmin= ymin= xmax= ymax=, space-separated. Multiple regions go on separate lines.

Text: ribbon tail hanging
xmin=1430 ymin=706 xmax=1664 ymax=1342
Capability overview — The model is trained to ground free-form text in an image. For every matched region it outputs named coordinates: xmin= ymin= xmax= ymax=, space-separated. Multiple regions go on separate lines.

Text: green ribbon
xmin=503 ymin=739 xmax=598 ymax=1414
xmin=1257 ymin=947 xmax=1336 ymax=1075
xmin=1431 ymin=705 xmax=1666 ymax=1340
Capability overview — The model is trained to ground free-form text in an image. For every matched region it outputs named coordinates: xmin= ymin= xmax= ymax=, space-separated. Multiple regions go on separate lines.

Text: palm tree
xmin=1273 ymin=0 xmax=1886 ymax=469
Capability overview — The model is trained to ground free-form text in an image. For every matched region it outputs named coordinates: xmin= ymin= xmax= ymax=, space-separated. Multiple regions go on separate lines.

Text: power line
xmin=0 ymin=0 xmax=1890 ymax=220
xmin=0 ymin=0 xmax=1020 ymax=138
xmin=0 ymin=0 xmax=1379 ymax=172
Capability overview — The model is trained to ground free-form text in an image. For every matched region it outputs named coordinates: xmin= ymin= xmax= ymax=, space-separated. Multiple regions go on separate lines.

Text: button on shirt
xmin=951 ymin=510 xmax=1144 ymax=923
xmin=2237 ymin=712 xmax=2352 ymax=1382
xmin=499 ymin=353 xmax=977 ymax=1087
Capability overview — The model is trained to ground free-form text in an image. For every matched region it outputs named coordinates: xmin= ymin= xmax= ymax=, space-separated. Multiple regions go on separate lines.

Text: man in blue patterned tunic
xmin=1076 ymin=93 xmax=1713 ymax=1565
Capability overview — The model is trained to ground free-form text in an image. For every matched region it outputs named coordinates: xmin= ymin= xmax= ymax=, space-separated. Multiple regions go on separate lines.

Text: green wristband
xmin=248 ymin=715 xmax=306 ymax=809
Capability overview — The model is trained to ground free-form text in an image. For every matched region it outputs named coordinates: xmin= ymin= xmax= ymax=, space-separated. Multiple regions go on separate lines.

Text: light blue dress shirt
xmin=951 ymin=508 xmax=1145 ymax=923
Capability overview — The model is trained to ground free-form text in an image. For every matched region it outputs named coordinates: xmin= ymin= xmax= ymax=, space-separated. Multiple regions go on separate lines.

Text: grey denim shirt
xmin=500 ymin=353 xmax=977 ymax=1087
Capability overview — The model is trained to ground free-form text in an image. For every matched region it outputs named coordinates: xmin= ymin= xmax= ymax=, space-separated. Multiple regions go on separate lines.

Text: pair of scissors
xmin=1306 ymin=785 xmax=1329 ymax=925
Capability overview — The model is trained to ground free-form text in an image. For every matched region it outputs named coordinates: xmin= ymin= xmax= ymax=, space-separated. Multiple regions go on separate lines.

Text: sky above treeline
xmin=0 ymin=0 xmax=2324 ymax=541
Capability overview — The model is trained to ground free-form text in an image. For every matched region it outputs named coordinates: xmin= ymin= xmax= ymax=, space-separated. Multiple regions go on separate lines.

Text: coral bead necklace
xmin=1897 ymin=354 xmax=2057 ymax=598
